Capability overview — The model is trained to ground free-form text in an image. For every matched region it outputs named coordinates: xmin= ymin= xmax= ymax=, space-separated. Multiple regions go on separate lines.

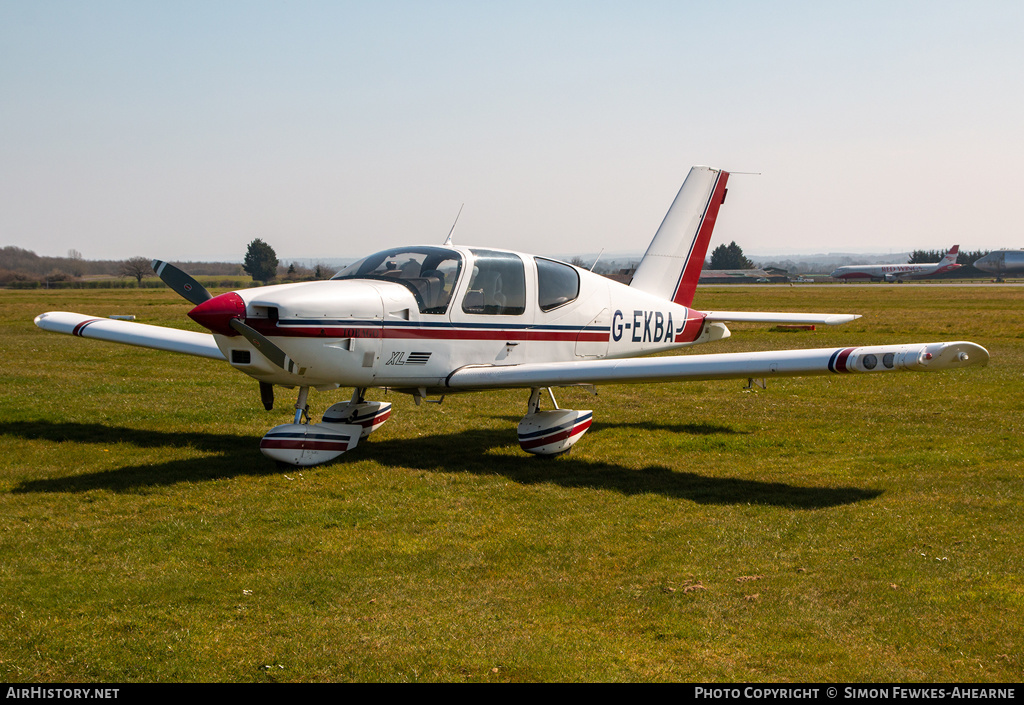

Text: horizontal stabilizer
xmin=446 ymin=341 xmax=988 ymax=390
xmin=701 ymin=311 xmax=860 ymax=326
xmin=34 ymin=312 xmax=225 ymax=360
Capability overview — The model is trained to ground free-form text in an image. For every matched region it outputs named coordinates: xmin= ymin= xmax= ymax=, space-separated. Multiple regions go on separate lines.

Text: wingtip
xmin=825 ymin=314 xmax=862 ymax=325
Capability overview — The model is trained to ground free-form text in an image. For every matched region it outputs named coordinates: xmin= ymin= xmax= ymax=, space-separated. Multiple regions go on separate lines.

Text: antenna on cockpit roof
xmin=443 ymin=204 xmax=464 ymax=246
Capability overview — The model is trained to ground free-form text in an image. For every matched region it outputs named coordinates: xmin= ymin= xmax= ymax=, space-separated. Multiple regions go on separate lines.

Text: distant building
xmin=603 ymin=267 xmax=635 ymax=285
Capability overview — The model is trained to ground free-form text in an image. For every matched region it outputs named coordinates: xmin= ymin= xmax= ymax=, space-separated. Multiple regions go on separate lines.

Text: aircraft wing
xmin=446 ymin=341 xmax=987 ymax=391
xmin=700 ymin=311 xmax=860 ymax=325
xmin=34 ymin=312 xmax=226 ymax=360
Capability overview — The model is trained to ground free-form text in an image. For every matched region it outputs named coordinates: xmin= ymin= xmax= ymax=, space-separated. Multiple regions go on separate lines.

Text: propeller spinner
xmin=155 ymin=260 xmax=306 ymax=376
xmin=186 ymin=292 xmax=307 ymax=375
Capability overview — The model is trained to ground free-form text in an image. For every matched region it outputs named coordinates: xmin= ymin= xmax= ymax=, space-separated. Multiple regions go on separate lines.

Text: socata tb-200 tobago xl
xmin=35 ymin=167 xmax=988 ymax=466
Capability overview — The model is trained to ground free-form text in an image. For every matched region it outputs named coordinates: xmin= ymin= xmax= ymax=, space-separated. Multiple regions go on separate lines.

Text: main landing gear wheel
xmin=517 ymin=388 xmax=592 ymax=456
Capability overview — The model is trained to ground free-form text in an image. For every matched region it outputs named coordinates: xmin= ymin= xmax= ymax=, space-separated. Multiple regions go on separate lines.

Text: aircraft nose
xmin=973 ymin=254 xmax=996 ymax=272
xmin=188 ymin=291 xmax=246 ymax=336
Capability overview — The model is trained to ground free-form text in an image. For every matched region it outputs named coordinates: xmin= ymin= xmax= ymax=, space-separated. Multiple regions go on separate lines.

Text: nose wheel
xmin=258 ymin=387 xmax=391 ymax=467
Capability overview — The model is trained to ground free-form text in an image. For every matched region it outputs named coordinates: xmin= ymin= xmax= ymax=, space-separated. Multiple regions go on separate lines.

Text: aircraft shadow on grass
xmin=5 ymin=420 xmax=882 ymax=509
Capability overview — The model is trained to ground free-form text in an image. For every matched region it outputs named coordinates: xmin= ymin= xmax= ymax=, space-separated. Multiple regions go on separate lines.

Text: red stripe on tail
xmin=671 ymin=171 xmax=730 ymax=307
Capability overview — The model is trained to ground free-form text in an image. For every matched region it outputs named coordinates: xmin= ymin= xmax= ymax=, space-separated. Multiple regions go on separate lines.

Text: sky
xmin=2 ymin=0 xmax=1023 ymax=263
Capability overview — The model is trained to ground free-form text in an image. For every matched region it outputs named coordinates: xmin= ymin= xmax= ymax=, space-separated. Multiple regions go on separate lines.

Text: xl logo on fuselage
xmin=611 ymin=309 xmax=681 ymax=343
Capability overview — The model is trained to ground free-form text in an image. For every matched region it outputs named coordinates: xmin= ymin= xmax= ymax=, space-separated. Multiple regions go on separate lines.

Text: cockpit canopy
xmin=332 ymin=246 xmax=463 ymax=314
xmin=333 ymin=246 xmax=582 ymax=316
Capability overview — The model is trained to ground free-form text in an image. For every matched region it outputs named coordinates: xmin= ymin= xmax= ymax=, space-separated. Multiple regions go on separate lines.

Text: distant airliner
xmin=829 ymin=246 xmax=961 ymax=282
xmin=973 ymin=250 xmax=1024 ymax=281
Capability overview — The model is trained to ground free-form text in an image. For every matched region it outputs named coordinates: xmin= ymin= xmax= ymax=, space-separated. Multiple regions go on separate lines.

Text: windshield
xmin=332 ymin=246 xmax=463 ymax=314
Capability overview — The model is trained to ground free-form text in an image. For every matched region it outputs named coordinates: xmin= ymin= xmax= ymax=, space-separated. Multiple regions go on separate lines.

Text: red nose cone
xmin=188 ymin=291 xmax=245 ymax=336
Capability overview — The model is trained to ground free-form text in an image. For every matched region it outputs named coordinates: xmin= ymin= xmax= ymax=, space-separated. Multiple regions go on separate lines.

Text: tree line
xmin=3 ymin=239 xmax=996 ymax=288
xmin=1 ymin=239 xmax=336 ymax=287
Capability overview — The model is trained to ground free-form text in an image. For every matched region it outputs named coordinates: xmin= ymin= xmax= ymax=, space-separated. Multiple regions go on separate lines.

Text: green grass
xmin=1 ymin=284 xmax=1022 ymax=682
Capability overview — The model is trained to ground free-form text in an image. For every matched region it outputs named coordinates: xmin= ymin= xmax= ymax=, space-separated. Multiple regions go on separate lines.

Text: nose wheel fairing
xmin=260 ymin=422 xmax=364 ymax=466
xmin=259 ymin=388 xmax=393 ymax=467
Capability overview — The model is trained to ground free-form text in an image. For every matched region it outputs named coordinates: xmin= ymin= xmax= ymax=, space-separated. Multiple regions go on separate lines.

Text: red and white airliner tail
xmin=629 ymin=166 xmax=729 ymax=307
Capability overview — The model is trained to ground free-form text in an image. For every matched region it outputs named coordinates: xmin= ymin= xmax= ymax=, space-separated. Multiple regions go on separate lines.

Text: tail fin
xmin=628 ymin=166 xmax=729 ymax=307
xmin=943 ymin=245 xmax=960 ymax=263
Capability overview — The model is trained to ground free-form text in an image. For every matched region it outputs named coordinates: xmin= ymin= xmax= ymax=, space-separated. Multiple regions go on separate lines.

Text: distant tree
xmin=119 ymin=256 xmax=153 ymax=284
xmin=313 ymin=263 xmax=335 ymax=280
xmin=285 ymin=262 xmax=313 ymax=280
xmin=708 ymin=241 xmax=755 ymax=270
xmin=45 ymin=268 xmax=70 ymax=283
xmin=66 ymin=249 xmax=84 ymax=277
xmin=908 ymin=249 xmax=943 ymax=264
xmin=243 ymin=238 xmax=279 ymax=283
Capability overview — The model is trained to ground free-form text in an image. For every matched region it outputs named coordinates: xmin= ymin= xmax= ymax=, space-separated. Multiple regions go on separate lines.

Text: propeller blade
xmin=152 ymin=260 xmax=212 ymax=306
xmin=228 ymin=318 xmax=306 ymax=375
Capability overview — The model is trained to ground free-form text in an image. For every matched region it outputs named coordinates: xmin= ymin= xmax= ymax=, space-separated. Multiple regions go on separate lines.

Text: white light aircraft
xmin=829 ymin=246 xmax=962 ymax=282
xmin=35 ymin=167 xmax=988 ymax=466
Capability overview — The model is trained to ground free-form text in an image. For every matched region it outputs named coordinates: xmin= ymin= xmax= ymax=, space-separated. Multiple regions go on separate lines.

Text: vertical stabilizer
xmin=629 ymin=166 xmax=729 ymax=306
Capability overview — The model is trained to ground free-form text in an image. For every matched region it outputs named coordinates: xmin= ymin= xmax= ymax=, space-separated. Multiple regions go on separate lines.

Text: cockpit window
xmin=462 ymin=250 xmax=526 ymax=315
xmin=536 ymin=257 xmax=579 ymax=311
xmin=333 ymin=246 xmax=462 ymax=314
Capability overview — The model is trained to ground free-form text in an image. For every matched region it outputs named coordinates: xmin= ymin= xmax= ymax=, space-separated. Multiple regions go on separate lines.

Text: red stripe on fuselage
xmin=677 ymin=311 xmax=707 ymax=343
xmin=383 ymin=328 xmax=610 ymax=342
xmin=245 ymin=321 xmax=609 ymax=343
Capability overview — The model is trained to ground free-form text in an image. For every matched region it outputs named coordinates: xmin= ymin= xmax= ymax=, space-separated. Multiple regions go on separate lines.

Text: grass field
xmin=1 ymin=284 xmax=1021 ymax=682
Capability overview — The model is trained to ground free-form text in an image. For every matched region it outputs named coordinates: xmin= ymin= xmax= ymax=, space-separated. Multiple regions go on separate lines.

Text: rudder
xmin=628 ymin=166 xmax=729 ymax=307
